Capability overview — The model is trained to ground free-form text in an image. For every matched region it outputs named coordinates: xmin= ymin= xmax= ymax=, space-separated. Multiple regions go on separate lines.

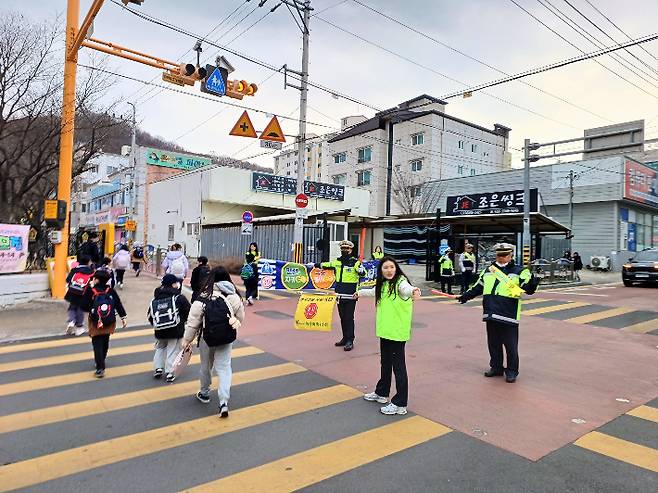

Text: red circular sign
xmin=295 ymin=193 xmax=309 ymax=208
xmin=304 ymin=303 xmax=318 ymax=319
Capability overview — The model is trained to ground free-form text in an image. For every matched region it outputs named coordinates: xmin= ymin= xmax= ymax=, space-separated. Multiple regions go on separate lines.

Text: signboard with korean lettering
xmin=624 ymin=160 xmax=658 ymax=207
xmin=145 ymin=148 xmax=212 ymax=170
xmin=445 ymin=189 xmax=538 ymax=216
xmin=0 ymin=224 xmax=30 ymax=273
xmin=251 ymin=172 xmax=345 ymax=201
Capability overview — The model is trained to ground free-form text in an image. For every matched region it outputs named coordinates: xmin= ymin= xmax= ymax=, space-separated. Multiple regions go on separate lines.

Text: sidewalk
xmin=0 ymin=272 xmax=161 ymax=343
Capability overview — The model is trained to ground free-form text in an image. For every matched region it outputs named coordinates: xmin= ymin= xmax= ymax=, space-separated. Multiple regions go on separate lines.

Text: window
xmin=187 ymin=223 xmax=200 ymax=235
xmin=333 ymin=174 xmax=347 ymax=185
xmin=168 ymin=225 xmax=174 ymax=241
xmin=286 ymin=171 xmax=291 ymax=176
xmin=471 ymin=144 xmax=478 ymax=153
xmin=333 ymin=152 xmax=346 ymax=164
xmin=458 ymin=140 xmax=464 ymax=149
xmin=410 ymin=185 xmax=422 ymax=198
xmin=187 ymin=223 xmax=193 ymax=235
xmin=411 ymin=159 xmax=423 ymax=172
xmin=458 ymin=165 xmax=464 ymax=175
xmin=357 ymin=146 xmax=372 ymax=163
xmin=81 ymin=203 xmax=87 ymax=213
xmin=357 ymin=169 xmax=371 ymax=186
xmin=411 ymin=133 xmax=424 ymax=146
xmin=470 ymin=168 xmax=476 ymax=176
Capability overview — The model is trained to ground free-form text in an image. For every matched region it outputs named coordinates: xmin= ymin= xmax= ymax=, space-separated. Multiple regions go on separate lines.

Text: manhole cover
xmin=253 ymin=310 xmax=294 ymax=320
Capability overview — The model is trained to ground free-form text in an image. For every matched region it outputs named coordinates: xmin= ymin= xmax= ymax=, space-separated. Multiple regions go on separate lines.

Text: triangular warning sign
xmin=229 ymin=111 xmax=258 ymax=138
xmin=259 ymin=115 xmax=286 ymax=143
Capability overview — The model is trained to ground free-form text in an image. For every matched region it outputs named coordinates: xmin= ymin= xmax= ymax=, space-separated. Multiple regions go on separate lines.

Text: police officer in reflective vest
xmin=438 ymin=248 xmax=454 ymax=294
xmin=458 ymin=243 xmax=476 ymax=294
xmin=316 ymin=240 xmax=366 ymax=351
xmin=457 ymin=243 xmax=538 ymax=383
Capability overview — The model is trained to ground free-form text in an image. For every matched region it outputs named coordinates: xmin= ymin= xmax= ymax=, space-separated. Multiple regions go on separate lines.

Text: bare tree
xmin=391 ymin=167 xmax=443 ymax=215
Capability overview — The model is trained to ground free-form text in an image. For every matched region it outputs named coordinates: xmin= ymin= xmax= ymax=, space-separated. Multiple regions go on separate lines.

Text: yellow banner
xmin=294 ymin=293 xmax=337 ymax=332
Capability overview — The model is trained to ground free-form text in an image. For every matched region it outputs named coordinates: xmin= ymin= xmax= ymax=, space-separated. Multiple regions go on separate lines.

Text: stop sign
xmin=295 ymin=193 xmax=309 ymax=208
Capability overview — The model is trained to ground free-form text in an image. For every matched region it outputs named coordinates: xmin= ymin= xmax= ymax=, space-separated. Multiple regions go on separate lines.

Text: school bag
xmin=201 ymin=294 xmax=236 ymax=346
xmin=170 ymin=256 xmax=186 ymax=277
xmin=240 ymin=263 xmax=254 ymax=280
xmin=133 ymin=248 xmax=144 ymax=259
xmin=149 ymin=295 xmax=180 ymax=330
xmin=67 ymin=269 xmax=94 ymax=296
xmin=90 ymin=287 xmax=116 ymax=328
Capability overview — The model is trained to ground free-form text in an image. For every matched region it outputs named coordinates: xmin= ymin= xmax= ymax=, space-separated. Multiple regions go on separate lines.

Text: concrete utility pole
xmin=127 ymin=102 xmax=137 ymax=242
xmin=522 ymin=139 xmax=532 ymax=266
xmin=568 ymin=169 xmax=574 ymax=236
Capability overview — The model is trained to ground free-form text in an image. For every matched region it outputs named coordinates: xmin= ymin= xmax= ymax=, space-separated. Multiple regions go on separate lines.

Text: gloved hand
xmin=456 ymin=295 xmax=468 ymax=304
xmin=229 ymin=316 xmax=241 ymax=330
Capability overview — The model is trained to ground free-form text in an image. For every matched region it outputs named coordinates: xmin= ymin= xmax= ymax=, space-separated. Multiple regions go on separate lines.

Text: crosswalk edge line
xmin=574 ymin=431 xmax=658 ymax=473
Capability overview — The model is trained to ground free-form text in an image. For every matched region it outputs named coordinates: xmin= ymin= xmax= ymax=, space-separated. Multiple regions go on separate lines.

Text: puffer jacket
xmin=183 ymin=281 xmax=245 ymax=344
xmin=113 ymin=250 xmax=132 ymax=270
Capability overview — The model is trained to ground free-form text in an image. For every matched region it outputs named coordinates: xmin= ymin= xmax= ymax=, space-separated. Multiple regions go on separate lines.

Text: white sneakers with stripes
xmin=363 ymin=392 xmax=388 ymax=404
xmin=380 ymin=403 xmax=408 ymax=415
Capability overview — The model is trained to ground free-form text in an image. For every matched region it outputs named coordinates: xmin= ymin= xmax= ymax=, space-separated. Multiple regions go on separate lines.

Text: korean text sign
xmin=446 ymin=189 xmax=538 ymax=216
xmin=0 ymin=224 xmax=30 ymax=273
xmin=624 ymin=160 xmax=658 ymax=207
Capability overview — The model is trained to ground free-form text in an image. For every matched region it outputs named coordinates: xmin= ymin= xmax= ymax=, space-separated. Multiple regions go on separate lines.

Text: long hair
xmin=248 ymin=242 xmax=259 ymax=256
xmin=200 ymin=266 xmax=242 ymax=300
xmin=374 ymin=246 xmax=382 ymax=253
xmin=374 ymin=256 xmax=408 ymax=305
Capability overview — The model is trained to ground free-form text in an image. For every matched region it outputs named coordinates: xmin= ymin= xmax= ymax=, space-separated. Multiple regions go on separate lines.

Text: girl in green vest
xmin=372 ymin=246 xmax=384 ymax=260
xmin=355 ymin=256 xmax=421 ymax=415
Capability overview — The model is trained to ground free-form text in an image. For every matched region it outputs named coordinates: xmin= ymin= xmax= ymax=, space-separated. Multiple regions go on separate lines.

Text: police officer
xmin=457 ymin=243 xmax=538 ymax=383
xmin=458 ymin=243 xmax=476 ymax=294
xmin=316 ymin=240 xmax=366 ymax=351
xmin=438 ymin=248 xmax=454 ymax=294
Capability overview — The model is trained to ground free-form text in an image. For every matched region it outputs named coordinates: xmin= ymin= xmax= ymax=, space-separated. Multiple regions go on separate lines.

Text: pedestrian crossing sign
xmin=203 ymin=66 xmax=226 ymax=96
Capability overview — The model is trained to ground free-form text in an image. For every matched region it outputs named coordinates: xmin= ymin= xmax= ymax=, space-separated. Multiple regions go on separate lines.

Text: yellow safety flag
xmin=294 ymin=293 xmax=337 ymax=332
xmin=488 ymin=265 xmax=525 ymax=297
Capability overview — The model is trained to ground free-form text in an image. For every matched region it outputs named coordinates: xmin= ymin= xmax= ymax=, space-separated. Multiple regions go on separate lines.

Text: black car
xmin=622 ymin=248 xmax=658 ymax=286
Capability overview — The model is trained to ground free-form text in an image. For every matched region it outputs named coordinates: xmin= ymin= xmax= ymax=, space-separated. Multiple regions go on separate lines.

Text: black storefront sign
xmin=446 ymin=189 xmax=538 ymax=216
xmin=251 ymin=172 xmax=345 ymax=201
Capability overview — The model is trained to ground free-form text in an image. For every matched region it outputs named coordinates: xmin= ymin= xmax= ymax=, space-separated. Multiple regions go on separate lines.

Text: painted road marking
xmin=0 ymin=342 xmax=156 ymax=373
xmin=0 ymin=346 xmax=263 ymax=397
xmin=564 ymin=307 xmax=636 ymax=325
xmin=0 ymin=385 xmax=360 ymax=492
xmin=622 ymin=318 xmax=658 ymax=334
xmin=627 ymin=405 xmax=658 ymax=424
xmin=0 ymin=328 xmax=152 ymax=356
xmin=182 ymin=416 xmax=451 ymax=493
xmin=0 ymin=362 xmax=305 ymax=434
xmin=259 ymin=291 xmax=287 ymax=300
xmin=524 ymin=302 xmax=590 ymax=316
xmin=574 ymin=431 xmax=658 ymax=473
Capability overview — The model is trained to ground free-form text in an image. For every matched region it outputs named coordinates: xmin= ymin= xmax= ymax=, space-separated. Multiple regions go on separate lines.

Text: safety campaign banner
xmin=0 ymin=224 xmax=30 ymax=274
xmin=257 ymin=259 xmax=379 ymax=291
xmin=294 ymin=293 xmax=336 ymax=331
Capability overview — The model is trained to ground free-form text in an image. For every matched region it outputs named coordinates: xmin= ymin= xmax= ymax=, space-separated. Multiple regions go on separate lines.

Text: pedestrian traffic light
xmin=179 ymin=63 xmax=207 ymax=81
xmin=225 ymin=80 xmax=258 ymax=100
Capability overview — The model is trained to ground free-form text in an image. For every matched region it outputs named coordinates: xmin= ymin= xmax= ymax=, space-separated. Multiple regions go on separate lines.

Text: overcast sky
xmin=10 ymin=0 xmax=658 ymax=167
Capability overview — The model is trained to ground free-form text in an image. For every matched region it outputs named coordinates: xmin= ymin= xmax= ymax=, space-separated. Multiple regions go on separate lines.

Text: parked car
xmin=622 ymin=248 xmax=658 ymax=287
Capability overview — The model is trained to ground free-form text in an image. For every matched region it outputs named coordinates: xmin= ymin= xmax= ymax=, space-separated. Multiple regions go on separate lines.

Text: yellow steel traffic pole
xmin=52 ymin=0 xmax=80 ymax=299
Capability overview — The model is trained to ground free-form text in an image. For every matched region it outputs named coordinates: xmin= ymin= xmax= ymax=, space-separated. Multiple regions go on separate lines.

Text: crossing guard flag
xmin=294 ymin=293 xmax=336 ymax=331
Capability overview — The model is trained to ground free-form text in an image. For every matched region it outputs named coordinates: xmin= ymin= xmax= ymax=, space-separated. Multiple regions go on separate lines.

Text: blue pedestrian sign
xmin=201 ymin=65 xmax=227 ymax=96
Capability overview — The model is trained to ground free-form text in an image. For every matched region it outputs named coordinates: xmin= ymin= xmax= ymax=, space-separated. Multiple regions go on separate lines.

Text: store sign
xmin=251 ymin=172 xmax=345 ymax=201
xmin=446 ymin=189 xmax=538 ymax=216
xmin=146 ymin=148 xmax=211 ymax=170
xmin=0 ymin=224 xmax=29 ymax=273
xmin=624 ymin=160 xmax=658 ymax=207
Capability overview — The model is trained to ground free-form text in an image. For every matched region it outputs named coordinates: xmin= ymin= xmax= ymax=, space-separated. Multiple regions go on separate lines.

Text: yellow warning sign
xmin=259 ymin=115 xmax=286 ymax=143
xmin=229 ymin=111 xmax=258 ymax=138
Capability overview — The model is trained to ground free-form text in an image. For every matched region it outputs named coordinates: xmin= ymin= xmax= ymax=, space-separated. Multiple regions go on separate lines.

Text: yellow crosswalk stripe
xmin=0 ymin=384 xmax=360 ymax=492
xmin=0 ymin=346 xmax=263 ymax=397
xmin=0 ymin=342 xmax=156 ymax=373
xmin=520 ymin=298 xmax=552 ymax=305
xmin=622 ymin=317 xmax=658 ymax=334
xmin=564 ymin=307 xmax=635 ymax=325
xmin=259 ymin=291 xmax=287 ymax=300
xmin=627 ymin=405 xmax=658 ymax=424
xmin=574 ymin=431 xmax=658 ymax=473
xmin=523 ymin=301 xmax=589 ymax=316
xmin=0 ymin=328 xmax=153 ymax=355
xmin=0 ymin=362 xmax=305 ymax=434
xmin=182 ymin=415 xmax=451 ymax=493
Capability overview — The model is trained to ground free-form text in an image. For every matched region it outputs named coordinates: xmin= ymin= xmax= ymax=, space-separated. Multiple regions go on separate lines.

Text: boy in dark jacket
xmin=148 ymin=274 xmax=191 ymax=382
xmin=65 ymin=254 xmax=95 ymax=336
xmin=190 ymin=256 xmax=210 ymax=302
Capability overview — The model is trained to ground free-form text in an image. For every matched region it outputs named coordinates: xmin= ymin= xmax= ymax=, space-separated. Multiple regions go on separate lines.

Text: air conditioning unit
xmin=589 ymin=256 xmax=610 ymax=271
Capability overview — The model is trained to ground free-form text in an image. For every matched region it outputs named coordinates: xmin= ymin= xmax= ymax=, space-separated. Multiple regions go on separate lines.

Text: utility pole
xmin=522 ymin=139 xmax=540 ymax=266
xmin=568 ymin=169 xmax=574 ymax=238
xmin=127 ymin=102 xmax=137 ymax=243
xmin=282 ymin=0 xmax=312 ymax=262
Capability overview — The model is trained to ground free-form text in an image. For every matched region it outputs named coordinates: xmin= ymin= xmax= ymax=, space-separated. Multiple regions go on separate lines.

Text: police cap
xmin=493 ymin=242 xmax=514 ymax=254
xmin=339 ymin=240 xmax=354 ymax=249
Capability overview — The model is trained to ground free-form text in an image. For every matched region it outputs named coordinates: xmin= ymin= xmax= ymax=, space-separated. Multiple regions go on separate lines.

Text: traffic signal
xmin=121 ymin=0 xmax=144 ymax=4
xmin=225 ymin=80 xmax=258 ymax=100
xmin=180 ymin=63 xmax=207 ymax=80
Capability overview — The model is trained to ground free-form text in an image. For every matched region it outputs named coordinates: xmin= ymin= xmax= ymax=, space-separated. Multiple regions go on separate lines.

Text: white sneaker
xmin=118 ymin=282 xmax=123 ymax=290
xmin=380 ymin=403 xmax=407 ymax=415
xmin=363 ymin=392 xmax=388 ymax=404
xmin=219 ymin=402 xmax=229 ymax=418
xmin=66 ymin=321 xmax=75 ymax=335
xmin=247 ymin=297 xmax=254 ymax=306
xmin=74 ymin=327 xmax=87 ymax=336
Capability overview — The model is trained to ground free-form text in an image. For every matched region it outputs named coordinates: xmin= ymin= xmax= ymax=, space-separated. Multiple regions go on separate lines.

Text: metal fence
xmin=529 ymin=260 xmax=577 ymax=284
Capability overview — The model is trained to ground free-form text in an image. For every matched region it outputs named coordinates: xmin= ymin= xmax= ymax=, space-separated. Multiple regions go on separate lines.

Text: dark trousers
xmin=115 ymin=269 xmax=125 ymax=284
xmin=461 ymin=270 xmax=474 ymax=294
xmin=244 ymin=278 xmax=258 ymax=300
xmin=337 ymin=298 xmax=356 ymax=342
xmin=375 ymin=338 xmax=408 ymax=407
xmin=440 ymin=277 xmax=453 ymax=294
xmin=486 ymin=321 xmax=519 ymax=377
xmin=92 ymin=334 xmax=110 ymax=370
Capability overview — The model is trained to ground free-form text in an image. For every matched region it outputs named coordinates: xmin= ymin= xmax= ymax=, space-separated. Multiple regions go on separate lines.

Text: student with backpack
xmin=242 ymin=243 xmax=260 ymax=305
xmin=112 ymin=245 xmax=131 ymax=289
xmin=181 ymin=266 xmax=245 ymax=418
xmin=131 ymin=244 xmax=145 ymax=277
xmin=355 ymin=256 xmax=421 ymax=416
xmin=190 ymin=256 xmax=210 ymax=303
xmin=148 ymin=274 xmax=191 ymax=382
xmin=98 ymin=257 xmax=116 ymax=289
xmin=65 ymin=254 xmax=95 ymax=336
xmin=86 ymin=270 xmax=127 ymax=378
xmin=162 ymin=243 xmax=189 ymax=283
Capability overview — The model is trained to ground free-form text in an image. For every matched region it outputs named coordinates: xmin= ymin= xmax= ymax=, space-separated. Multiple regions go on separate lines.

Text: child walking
xmin=356 ymin=256 xmax=421 ymax=415
xmin=65 ymin=254 xmax=95 ymax=336
xmin=112 ymin=245 xmax=131 ymax=289
xmin=87 ymin=270 xmax=127 ymax=378
xmin=148 ymin=274 xmax=191 ymax=382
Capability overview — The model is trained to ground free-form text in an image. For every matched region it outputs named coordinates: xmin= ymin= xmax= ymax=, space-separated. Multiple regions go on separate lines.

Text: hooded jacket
xmin=183 ymin=281 xmax=245 ymax=345
xmin=148 ymin=286 xmax=191 ymax=339
xmin=162 ymin=250 xmax=189 ymax=278
xmin=113 ymin=250 xmax=132 ymax=270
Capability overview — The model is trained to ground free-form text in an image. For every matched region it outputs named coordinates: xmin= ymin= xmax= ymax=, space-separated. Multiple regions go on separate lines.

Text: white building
xmin=326 ymin=95 xmax=511 ymax=216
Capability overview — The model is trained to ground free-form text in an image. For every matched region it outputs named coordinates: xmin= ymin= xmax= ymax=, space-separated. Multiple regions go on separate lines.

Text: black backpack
xmin=90 ymin=287 xmax=116 ymax=328
xmin=202 ymin=295 xmax=235 ymax=346
xmin=149 ymin=295 xmax=180 ymax=330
